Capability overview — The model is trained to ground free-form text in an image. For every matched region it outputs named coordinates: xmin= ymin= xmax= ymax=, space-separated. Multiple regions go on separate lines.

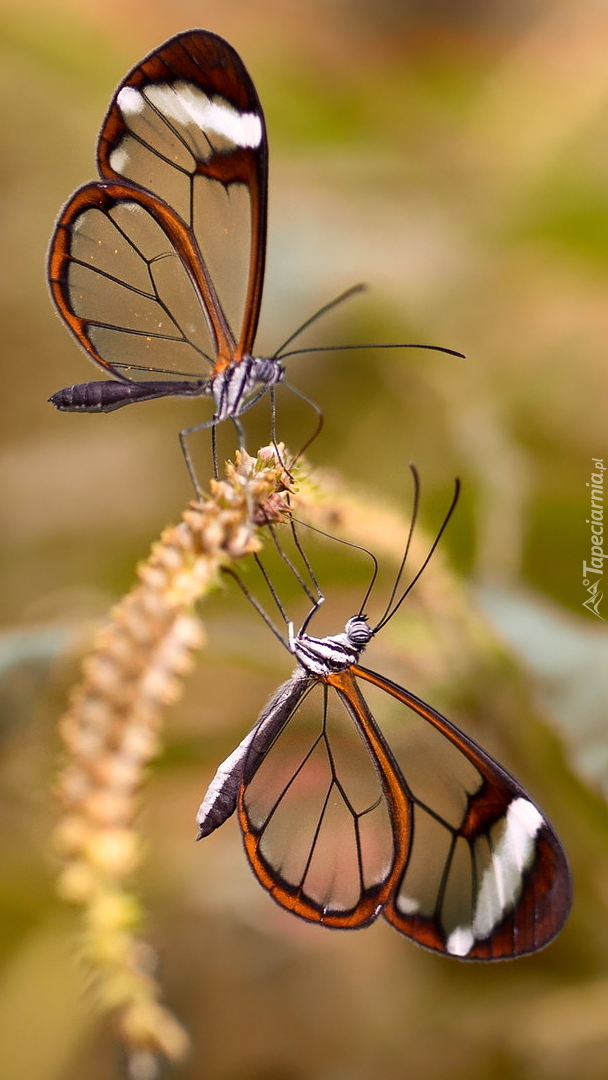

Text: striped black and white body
xmin=196 ymin=611 xmax=571 ymax=960
xmin=210 ymin=355 xmax=284 ymax=423
xmin=51 ymin=354 xmax=283 ymax=420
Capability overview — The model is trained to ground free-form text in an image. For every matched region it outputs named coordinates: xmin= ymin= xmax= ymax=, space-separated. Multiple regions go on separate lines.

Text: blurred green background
xmin=1 ymin=0 xmax=608 ymax=1077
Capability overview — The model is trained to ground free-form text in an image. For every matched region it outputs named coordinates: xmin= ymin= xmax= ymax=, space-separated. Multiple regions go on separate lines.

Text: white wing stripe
xmin=446 ymin=797 xmax=543 ymax=955
xmin=117 ymin=83 xmax=262 ymax=149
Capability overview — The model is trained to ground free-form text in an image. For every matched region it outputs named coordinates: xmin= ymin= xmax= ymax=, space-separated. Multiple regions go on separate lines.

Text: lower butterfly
xmin=47 ymin=29 xmax=463 ymax=488
xmin=196 ymin=470 xmax=571 ymax=958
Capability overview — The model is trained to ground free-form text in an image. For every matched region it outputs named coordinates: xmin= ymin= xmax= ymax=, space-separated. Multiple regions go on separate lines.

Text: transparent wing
xmin=48 ymin=180 xmax=230 ymax=382
xmin=97 ymin=29 xmax=268 ymax=361
xmin=238 ymin=678 xmax=409 ymax=927
xmin=349 ymin=666 xmax=572 ymax=959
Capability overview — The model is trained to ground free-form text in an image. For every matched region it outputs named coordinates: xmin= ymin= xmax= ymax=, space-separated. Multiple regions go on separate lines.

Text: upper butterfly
xmin=48 ymin=31 xmax=280 ymax=468
xmin=48 ymin=29 xmax=464 ymax=487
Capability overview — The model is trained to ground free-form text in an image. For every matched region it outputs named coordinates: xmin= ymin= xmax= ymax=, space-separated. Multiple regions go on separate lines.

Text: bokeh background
xmin=1 ymin=0 xmax=608 ymax=1077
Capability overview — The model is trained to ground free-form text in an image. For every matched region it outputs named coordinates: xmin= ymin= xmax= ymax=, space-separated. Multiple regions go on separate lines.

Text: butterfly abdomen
xmin=49 ymin=379 xmax=210 ymax=413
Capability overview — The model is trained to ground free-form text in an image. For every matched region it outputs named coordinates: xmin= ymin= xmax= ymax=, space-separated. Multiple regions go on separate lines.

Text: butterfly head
xmin=251 ymin=356 xmax=285 ymax=386
xmin=344 ymin=614 xmax=374 ymax=648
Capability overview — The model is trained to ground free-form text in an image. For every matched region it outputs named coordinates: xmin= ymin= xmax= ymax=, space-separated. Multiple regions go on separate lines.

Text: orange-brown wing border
xmin=97 ymin=29 xmax=268 ymax=362
xmin=352 ymin=664 xmax=572 ymax=959
xmin=48 ymin=179 xmax=235 ymax=377
xmin=237 ymin=670 xmax=412 ymax=929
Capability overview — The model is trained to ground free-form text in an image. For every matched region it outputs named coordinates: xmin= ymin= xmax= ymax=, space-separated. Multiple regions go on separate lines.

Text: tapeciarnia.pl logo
xmin=582 ymin=457 xmax=605 ymax=619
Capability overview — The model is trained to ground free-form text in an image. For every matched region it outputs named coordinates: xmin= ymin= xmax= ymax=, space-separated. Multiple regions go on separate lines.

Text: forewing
xmin=97 ymin=29 xmax=268 ymax=360
xmin=48 ymin=181 xmax=219 ymax=381
xmin=238 ymin=679 xmax=403 ymax=927
xmin=352 ymin=666 xmax=572 ymax=959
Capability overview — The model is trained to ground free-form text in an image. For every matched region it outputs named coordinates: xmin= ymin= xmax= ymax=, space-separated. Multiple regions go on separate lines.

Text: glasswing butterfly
xmin=47 ymin=29 xmax=462 ymax=488
xmin=196 ymin=470 xmax=571 ymax=959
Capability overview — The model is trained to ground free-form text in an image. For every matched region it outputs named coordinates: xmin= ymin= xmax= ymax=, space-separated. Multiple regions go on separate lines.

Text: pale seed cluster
xmin=53 ymin=447 xmax=290 ymax=1065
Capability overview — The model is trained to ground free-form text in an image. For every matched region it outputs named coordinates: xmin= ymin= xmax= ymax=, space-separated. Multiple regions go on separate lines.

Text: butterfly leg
xmin=265 ymin=522 xmax=322 ymax=606
xmin=275 ymin=382 xmax=325 ymax=472
xmin=178 ymin=414 xmax=226 ymax=496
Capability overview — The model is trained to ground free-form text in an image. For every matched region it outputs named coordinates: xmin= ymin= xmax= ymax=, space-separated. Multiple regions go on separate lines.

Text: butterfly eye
xmin=345 ymin=616 xmax=373 ymax=646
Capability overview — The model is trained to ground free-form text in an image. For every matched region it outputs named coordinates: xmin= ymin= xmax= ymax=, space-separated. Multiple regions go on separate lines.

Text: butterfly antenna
xmin=290 ymin=516 xmax=380 ymax=618
xmin=373 ymin=463 xmax=421 ymax=630
xmin=278 ymin=342 xmax=465 ymax=361
xmin=373 ymin=470 xmax=461 ymax=633
xmin=273 ymin=283 xmax=367 ymax=358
